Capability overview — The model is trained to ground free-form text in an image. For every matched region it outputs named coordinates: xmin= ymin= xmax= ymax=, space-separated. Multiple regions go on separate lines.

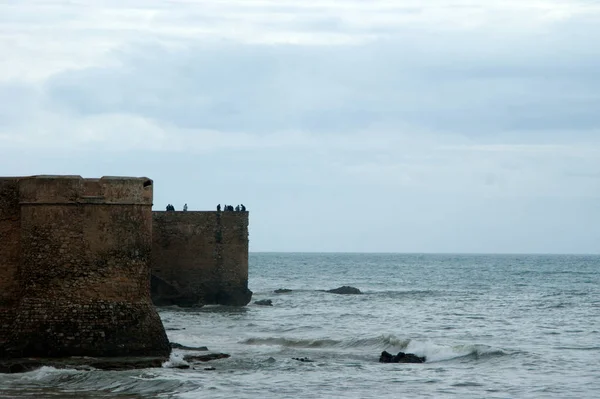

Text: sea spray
xmin=162 ymin=353 xmax=189 ymax=369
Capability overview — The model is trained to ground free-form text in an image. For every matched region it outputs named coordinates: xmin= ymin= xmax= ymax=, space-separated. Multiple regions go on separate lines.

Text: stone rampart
xmin=151 ymin=211 xmax=251 ymax=306
xmin=0 ymin=179 xmax=21 ymax=353
xmin=0 ymin=176 xmax=170 ymax=359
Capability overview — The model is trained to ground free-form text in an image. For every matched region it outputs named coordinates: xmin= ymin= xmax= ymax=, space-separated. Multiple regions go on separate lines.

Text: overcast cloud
xmin=1 ymin=0 xmax=599 ymax=253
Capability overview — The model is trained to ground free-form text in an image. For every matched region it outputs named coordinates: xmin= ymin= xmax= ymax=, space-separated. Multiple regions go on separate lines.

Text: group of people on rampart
xmin=217 ymin=204 xmax=246 ymax=212
xmin=165 ymin=203 xmax=246 ymax=212
xmin=165 ymin=203 xmax=188 ymax=211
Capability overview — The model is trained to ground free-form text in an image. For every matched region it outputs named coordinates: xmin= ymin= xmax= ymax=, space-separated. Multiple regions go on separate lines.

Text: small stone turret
xmin=1 ymin=176 xmax=170 ymax=359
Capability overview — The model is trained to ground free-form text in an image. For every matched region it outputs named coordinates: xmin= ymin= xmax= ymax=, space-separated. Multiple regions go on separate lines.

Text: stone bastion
xmin=0 ymin=176 xmax=170 ymax=359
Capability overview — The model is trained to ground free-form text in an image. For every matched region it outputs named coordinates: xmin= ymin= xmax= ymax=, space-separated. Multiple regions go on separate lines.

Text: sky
xmin=1 ymin=0 xmax=599 ymax=254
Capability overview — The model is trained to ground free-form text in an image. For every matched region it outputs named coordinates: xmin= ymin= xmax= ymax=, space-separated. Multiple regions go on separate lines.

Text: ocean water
xmin=1 ymin=253 xmax=599 ymax=398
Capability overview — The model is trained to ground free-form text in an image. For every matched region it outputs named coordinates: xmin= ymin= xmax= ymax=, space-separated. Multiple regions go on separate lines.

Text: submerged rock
xmin=151 ymin=275 xmax=202 ymax=307
xmin=327 ymin=286 xmax=362 ymax=295
xmin=379 ymin=351 xmax=425 ymax=364
xmin=183 ymin=353 xmax=230 ymax=362
xmin=254 ymin=299 xmax=273 ymax=306
xmin=0 ymin=357 xmax=168 ymax=374
xmin=292 ymin=357 xmax=314 ymax=363
xmin=274 ymin=289 xmax=293 ymax=294
xmin=170 ymin=342 xmax=208 ymax=351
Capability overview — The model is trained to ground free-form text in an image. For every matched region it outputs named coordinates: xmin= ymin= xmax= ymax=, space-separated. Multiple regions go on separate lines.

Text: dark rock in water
xmin=274 ymin=289 xmax=293 ymax=294
xmin=213 ymin=288 xmax=253 ymax=307
xmin=152 ymin=275 xmax=253 ymax=307
xmin=151 ymin=275 xmax=202 ymax=307
xmin=254 ymin=299 xmax=273 ymax=306
xmin=0 ymin=357 xmax=168 ymax=374
xmin=293 ymin=357 xmax=314 ymax=363
xmin=327 ymin=286 xmax=362 ymax=295
xmin=379 ymin=351 xmax=425 ymax=364
xmin=174 ymin=364 xmax=191 ymax=369
xmin=204 ymin=367 xmax=216 ymax=371
xmin=170 ymin=342 xmax=208 ymax=351
xmin=183 ymin=353 xmax=230 ymax=362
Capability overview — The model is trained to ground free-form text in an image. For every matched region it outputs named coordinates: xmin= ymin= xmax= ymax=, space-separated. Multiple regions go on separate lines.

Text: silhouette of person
xmin=235 ymin=205 xmax=240 ymax=212
xmin=183 ymin=203 xmax=188 ymax=212
xmin=241 ymin=204 xmax=246 ymax=211
xmin=217 ymin=204 xmax=221 ymax=212
xmin=166 ymin=204 xmax=169 ymax=211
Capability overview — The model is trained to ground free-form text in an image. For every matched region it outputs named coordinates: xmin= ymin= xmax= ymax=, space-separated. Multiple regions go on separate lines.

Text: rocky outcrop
xmin=183 ymin=353 xmax=230 ymax=362
xmin=254 ymin=299 xmax=273 ymax=306
xmin=151 ymin=275 xmax=202 ymax=307
xmin=379 ymin=351 xmax=425 ymax=363
xmin=0 ymin=357 xmax=167 ymax=374
xmin=170 ymin=342 xmax=208 ymax=351
xmin=327 ymin=286 xmax=362 ymax=295
xmin=214 ymin=288 xmax=253 ymax=307
xmin=274 ymin=289 xmax=292 ymax=294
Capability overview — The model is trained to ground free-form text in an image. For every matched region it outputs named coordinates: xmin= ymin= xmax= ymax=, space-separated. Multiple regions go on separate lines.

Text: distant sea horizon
xmin=250 ymin=250 xmax=600 ymax=256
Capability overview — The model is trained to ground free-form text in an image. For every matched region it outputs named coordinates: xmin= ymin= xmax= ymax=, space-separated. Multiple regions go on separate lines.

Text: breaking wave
xmin=241 ymin=334 xmax=510 ymax=363
xmin=241 ymin=334 xmax=410 ymax=350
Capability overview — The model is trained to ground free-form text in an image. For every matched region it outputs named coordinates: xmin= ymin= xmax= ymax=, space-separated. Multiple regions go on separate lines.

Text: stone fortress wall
xmin=0 ymin=178 xmax=21 ymax=354
xmin=0 ymin=176 xmax=170 ymax=358
xmin=151 ymin=211 xmax=251 ymax=307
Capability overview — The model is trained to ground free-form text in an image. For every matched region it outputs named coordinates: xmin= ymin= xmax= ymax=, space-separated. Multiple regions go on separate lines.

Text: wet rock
xmin=327 ymin=286 xmax=362 ymax=295
xmin=204 ymin=367 xmax=216 ymax=371
xmin=151 ymin=275 xmax=202 ymax=307
xmin=183 ymin=353 xmax=230 ymax=362
xmin=0 ymin=357 xmax=168 ymax=374
xmin=254 ymin=299 xmax=273 ymax=306
xmin=214 ymin=288 xmax=253 ymax=307
xmin=170 ymin=342 xmax=208 ymax=351
xmin=379 ymin=351 xmax=425 ymax=364
xmin=274 ymin=289 xmax=292 ymax=294
xmin=293 ymin=357 xmax=314 ymax=363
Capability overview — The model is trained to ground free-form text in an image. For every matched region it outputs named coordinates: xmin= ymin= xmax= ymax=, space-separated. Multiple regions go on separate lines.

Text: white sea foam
xmin=404 ymin=340 xmax=505 ymax=362
xmin=162 ymin=353 xmax=189 ymax=369
xmin=19 ymin=366 xmax=64 ymax=381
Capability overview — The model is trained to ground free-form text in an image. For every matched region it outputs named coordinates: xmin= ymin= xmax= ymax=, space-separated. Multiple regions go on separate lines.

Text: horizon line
xmin=248 ymin=251 xmax=600 ymax=256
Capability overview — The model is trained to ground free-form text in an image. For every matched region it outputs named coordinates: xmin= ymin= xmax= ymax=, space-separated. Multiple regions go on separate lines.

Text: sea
xmin=1 ymin=253 xmax=599 ymax=398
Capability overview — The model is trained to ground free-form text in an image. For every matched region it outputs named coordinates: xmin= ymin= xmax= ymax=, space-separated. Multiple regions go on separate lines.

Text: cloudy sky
xmin=1 ymin=0 xmax=599 ymax=253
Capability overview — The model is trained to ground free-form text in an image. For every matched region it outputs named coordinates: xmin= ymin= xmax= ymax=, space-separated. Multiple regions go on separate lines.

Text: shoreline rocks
xmin=0 ymin=356 xmax=169 ymax=374
xmin=293 ymin=357 xmax=314 ymax=363
xmin=183 ymin=353 xmax=230 ymax=362
xmin=254 ymin=299 xmax=273 ymax=306
xmin=327 ymin=286 xmax=362 ymax=295
xmin=170 ymin=342 xmax=208 ymax=351
xmin=379 ymin=351 xmax=426 ymax=364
